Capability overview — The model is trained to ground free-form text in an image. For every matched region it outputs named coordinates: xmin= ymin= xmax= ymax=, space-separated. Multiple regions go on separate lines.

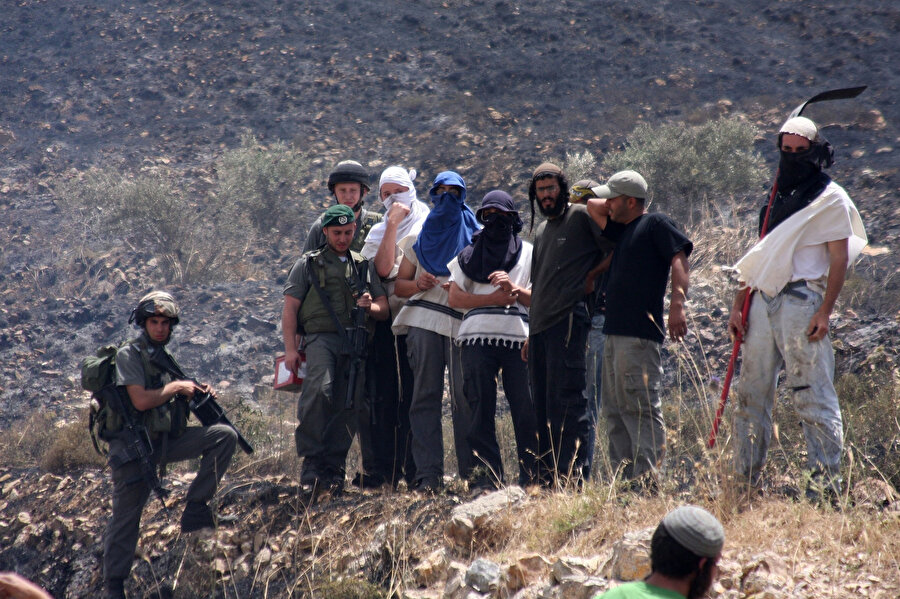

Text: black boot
xmin=106 ymin=577 xmax=126 ymax=599
xmin=180 ymin=501 xmax=215 ymax=533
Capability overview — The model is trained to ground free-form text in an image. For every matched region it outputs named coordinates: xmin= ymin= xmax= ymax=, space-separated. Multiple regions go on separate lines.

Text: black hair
xmin=528 ymin=172 xmax=570 ymax=230
xmin=650 ymin=522 xmax=704 ymax=579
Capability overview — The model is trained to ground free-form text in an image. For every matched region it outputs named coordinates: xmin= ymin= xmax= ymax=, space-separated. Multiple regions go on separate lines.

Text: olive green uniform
xmin=103 ymin=333 xmax=236 ymax=586
xmin=284 ymin=247 xmax=386 ymax=486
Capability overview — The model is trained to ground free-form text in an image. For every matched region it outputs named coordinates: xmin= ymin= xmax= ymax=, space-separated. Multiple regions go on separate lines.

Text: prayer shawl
xmin=361 ymin=166 xmax=430 ymax=260
xmin=448 ymin=242 xmax=533 ymax=347
xmin=412 ymin=171 xmax=480 ymax=276
xmin=391 ymin=236 xmax=463 ymax=338
xmin=731 ymin=181 xmax=867 ymax=297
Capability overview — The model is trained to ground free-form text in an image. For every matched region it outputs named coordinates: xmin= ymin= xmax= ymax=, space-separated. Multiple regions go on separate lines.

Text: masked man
xmin=393 ymin=171 xmax=480 ymax=492
xmin=526 ymin=163 xmax=613 ymax=487
xmin=728 ymin=116 xmax=867 ymax=501
xmin=282 ymin=205 xmax=389 ymax=495
xmin=448 ymin=190 xmax=538 ymax=492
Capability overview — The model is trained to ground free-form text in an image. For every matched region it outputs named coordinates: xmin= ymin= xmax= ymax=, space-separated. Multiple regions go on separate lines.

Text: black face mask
xmin=481 ymin=212 xmax=521 ymax=239
xmin=777 ymin=148 xmax=821 ymax=191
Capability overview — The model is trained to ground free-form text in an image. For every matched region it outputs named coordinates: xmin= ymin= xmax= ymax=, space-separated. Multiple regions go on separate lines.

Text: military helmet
xmin=129 ymin=290 xmax=180 ymax=327
xmin=327 ymin=160 xmax=371 ymax=194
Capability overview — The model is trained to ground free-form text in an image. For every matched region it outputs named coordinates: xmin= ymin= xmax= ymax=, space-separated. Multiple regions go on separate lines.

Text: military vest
xmin=299 ymin=249 xmax=368 ymax=334
xmin=351 ymin=209 xmax=382 ymax=253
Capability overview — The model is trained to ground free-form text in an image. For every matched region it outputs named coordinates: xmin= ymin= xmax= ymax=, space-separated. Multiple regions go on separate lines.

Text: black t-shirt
xmin=602 ymin=213 xmax=693 ymax=343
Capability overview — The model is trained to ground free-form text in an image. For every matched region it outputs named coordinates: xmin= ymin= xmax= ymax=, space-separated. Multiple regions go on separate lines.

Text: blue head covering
xmin=412 ymin=171 xmax=481 ymax=276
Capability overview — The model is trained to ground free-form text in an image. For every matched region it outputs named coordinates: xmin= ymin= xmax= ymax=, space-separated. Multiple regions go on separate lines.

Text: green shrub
xmin=55 ymin=169 xmax=233 ymax=284
xmin=41 ymin=415 xmax=105 ymax=473
xmin=215 ymin=133 xmax=317 ymax=238
xmin=563 ymin=150 xmax=598 ymax=184
xmin=602 ymin=117 xmax=767 ymax=222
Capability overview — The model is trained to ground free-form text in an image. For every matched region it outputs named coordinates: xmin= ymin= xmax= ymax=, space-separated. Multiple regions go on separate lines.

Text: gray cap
xmin=591 ymin=170 xmax=648 ymax=199
xmin=661 ymin=505 xmax=725 ymax=558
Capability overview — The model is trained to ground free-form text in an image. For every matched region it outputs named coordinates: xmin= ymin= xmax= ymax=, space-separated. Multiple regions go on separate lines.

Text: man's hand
xmin=806 ymin=309 xmax=830 ymax=342
xmin=356 ymin=291 xmax=373 ymax=311
xmin=486 ymin=286 xmax=518 ymax=306
xmin=416 ymin=271 xmax=439 ymax=292
xmin=668 ymin=303 xmax=687 ymax=342
xmin=728 ymin=309 xmax=747 ymax=341
xmin=386 ymin=202 xmax=410 ymax=227
xmin=520 ymin=339 xmax=529 ymax=362
xmin=0 ymin=572 xmax=53 ymax=599
xmin=284 ymin=349 xmax=303 ymax=376
xmin=489 ymin=271 xmax=514 ymax=292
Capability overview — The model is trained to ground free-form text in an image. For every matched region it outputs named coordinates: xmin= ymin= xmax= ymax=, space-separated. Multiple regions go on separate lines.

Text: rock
xmin=446 ymin=486 xmax=527 ymax=548
xmin=555 ymin=574 xmax=608 ymax=599
xmin=465 ymin=558 xmax=503 ymax=594
xmin=415 ymin=548 xmax=450 ymax=587
xmin=507 ymin=554 xmax=552 ymax=591
xmin=741 ymin=553 xmax=791 ymax=596
xmin=551 ymin=556 xmax=602 ymax=582
xmin=605 ymin=527 xmax=653 ymax=581
xmin=851 ymin=477 xmax=899 ymax=509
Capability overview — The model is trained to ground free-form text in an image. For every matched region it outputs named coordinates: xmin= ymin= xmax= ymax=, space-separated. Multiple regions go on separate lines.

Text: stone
xmin=551 ymin=556 xmax=602 ymax=582
xmin=414 ymin=548 xmax=450 ymax=587
xmin=606 ymin=527 xmax=653 ymax=582
xmin=507 ymin=554 xmax=552 ymax=591
xmin=741 ymin=553 xmax=791 ymax=596
xmin=446 ymin=486 xmax=527 ymax=548
xmin=556 ymin=574 xmax=609 ymax=599
xmin=465 ymin=558 xmax=502 ymax=594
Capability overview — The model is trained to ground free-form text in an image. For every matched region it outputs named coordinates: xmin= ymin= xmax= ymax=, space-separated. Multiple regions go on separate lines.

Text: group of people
xmin=100 ymin=114 xmax=865 ymax=599
xmin=279 ymin=156 xmax=692 ymax=496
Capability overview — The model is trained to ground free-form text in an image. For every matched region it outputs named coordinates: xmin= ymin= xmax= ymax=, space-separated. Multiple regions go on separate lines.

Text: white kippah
xmin=661 ymin=505 xmax=725 ymax=558
xmin=779 ymin=116 xmax=818 ymax=141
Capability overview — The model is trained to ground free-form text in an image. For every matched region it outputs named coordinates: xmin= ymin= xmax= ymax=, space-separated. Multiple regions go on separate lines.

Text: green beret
xmin=322 ymin=204 xmax=356 ymax=227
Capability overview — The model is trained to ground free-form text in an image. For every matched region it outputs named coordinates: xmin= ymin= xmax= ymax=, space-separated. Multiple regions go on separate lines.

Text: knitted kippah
xmin=661 ymin=506 xmax=725 ymax=558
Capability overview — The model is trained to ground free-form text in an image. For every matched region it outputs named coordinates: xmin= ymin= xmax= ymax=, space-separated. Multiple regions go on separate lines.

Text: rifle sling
xmin=306 ymin=258 xmax=367 ymax=358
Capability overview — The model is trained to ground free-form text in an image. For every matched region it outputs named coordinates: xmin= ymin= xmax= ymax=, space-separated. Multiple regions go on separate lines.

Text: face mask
xmin=777 ymin=148 xmax=820 ymax=191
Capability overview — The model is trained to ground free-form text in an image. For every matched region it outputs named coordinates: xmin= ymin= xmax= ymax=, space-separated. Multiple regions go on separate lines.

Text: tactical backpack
xmin=81 ymin=340 xmax=188 ymax=456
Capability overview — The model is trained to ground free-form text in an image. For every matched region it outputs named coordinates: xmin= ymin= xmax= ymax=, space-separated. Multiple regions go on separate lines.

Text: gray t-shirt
xmin=530 ymin=203 xmax=613 ymax=335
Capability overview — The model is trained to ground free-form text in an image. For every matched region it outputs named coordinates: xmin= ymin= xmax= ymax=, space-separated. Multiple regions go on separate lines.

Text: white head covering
xmin=780 ymin=116 xmax=818 ymax=142
xmin=361 ymin=166 xmax=431 ymax=259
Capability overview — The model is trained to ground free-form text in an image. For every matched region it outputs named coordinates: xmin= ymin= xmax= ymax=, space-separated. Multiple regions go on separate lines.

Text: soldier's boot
xmin=180 ymin=501 xmax=216 ymax=533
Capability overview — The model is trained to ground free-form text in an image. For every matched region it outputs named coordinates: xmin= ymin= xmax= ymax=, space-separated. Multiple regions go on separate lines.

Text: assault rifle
xmin=147 ymin=348 xmax=254 ymax=455
xmin=102 ymin=384 xmax=170 ymax=511
xmin=344 ymin=260 xmax=371 ymax=410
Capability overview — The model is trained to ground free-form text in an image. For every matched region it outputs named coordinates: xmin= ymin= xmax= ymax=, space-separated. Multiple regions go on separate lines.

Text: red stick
xmin=707 ymin=175 xmax=778 ymax=448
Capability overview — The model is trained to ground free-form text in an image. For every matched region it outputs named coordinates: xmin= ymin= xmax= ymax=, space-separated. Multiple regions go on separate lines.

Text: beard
xmin=686 ymin=559 xmax=717 ymax=599
xmin=536 ymin=193 xmax=566 ymax=218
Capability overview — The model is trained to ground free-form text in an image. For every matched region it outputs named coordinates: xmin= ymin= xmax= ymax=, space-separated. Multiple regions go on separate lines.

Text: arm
xmin=125 ymin=379 xmax=201 ymax=412
xmin=373 ymin=203 xmax=410 ymax=278
xmin=487 ymin=270 xmax=532 ymax=307
xmin=447 ymin=281 xmax=518 ymax=309
xmin=281 ymin=294 xmax=304 ymax=374
xmin=667 ymin=250 xmax=689 ymax=342
xmin=807 ymin=238 xmax=849 ymax=342
xmin=357 ymin=292 xmax=390 ymax=321
xmin=583 ymin=252 xmax=612 ymax=295
xmin=586 ymin=198 xmax=609 ymax=229
xmin=394 ymin=256 xmax=441 ymax=298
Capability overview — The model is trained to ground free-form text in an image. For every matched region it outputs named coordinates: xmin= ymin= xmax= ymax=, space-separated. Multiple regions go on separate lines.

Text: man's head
xmin=327 ymin=160 xmax=371 ymax=212
xmin=321 ymin=204 xmax=357 ymax=254
xmin=379 ymin=166 xmax=417 ymax=209
xmin=775 ymin=116 xmax=834 ymax=190
xmin=528 ymin=162 xmax=569 ymax=225
xmin=569 ymin=179 xmax=600 ymax=204
xmin=476 ymin=190 xmax=523 ymax=237
xmin=429 ymin=171 xmax=467 ymax=205
xmin=129 ymin=290 xmax=180 ymax=345
xmin=651 ymin=506 xmax=725 ymax=599
xmin=592 ymin=170 xmax=648 ymax=224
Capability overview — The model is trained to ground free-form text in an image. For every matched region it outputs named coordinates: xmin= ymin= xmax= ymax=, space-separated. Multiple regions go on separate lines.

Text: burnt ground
xmin=0 ymin=1 xmax=898 ymax=595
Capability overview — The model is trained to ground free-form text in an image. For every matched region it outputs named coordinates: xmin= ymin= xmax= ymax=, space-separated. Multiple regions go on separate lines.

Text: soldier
xmin=282 ymin=204 xmax=389 ymax=495
xmin=104 ymin=291 xmax=237 ymax=599
xmin=303 ymin=159 xmax=382 ymax=253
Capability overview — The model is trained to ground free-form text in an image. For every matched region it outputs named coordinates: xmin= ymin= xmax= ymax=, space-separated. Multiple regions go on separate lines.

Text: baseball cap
xmin=591 ymin=170 xmax=648 ymax=199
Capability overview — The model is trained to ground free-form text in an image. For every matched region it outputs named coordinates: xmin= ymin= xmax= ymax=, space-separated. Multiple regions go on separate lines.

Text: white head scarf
xmin=361 ymin=166 xmax=430 ymax=259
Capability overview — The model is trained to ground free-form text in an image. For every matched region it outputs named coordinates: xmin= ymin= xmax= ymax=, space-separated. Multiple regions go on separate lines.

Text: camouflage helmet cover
xmin=130 ymin=290 xmax=180 ymax=327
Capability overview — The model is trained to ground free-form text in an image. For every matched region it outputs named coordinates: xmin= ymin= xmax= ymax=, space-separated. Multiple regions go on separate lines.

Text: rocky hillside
xmin=0 ymin=0 xmax=898 ymax=597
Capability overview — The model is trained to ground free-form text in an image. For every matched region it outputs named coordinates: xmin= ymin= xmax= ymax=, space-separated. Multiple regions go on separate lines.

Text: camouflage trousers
xmin=733 ymin=284 xmax=843 ymax=484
